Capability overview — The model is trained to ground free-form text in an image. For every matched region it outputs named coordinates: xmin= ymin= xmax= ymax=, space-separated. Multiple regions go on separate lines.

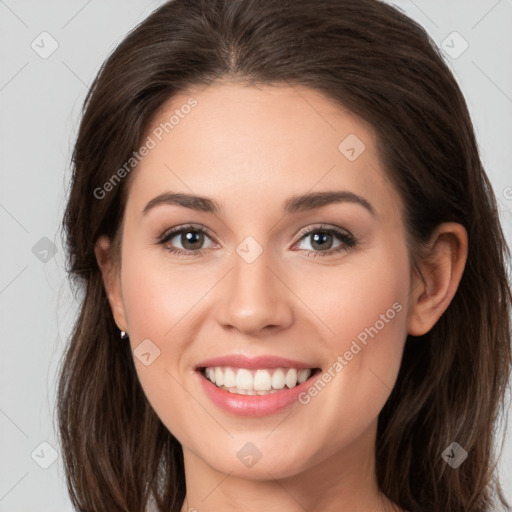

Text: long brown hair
xmin=57 ymin=0 xmax=512 ymax=510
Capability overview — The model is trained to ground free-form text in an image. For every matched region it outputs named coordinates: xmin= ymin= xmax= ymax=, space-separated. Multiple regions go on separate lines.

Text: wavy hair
xmin=57 ymin=0 xmax=512 ymax=510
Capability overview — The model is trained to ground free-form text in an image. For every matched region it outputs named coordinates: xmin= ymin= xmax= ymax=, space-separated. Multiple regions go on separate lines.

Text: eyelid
xmin=158 ymin=223 xmax=216 ymax=242
xmin=294 ymin=223 xmax=352 ymax=243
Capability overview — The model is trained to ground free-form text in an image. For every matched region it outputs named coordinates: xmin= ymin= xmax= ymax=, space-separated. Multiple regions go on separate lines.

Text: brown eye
xmin=158 ymin=225 xmax=215 ymax=257
xmin=177 ymin=229 xmax=205 ymax=250
xmin=295 ymin=226 xmax=357 ymax=258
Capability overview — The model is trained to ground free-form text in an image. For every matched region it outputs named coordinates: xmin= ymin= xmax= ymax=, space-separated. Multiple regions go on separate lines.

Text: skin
xmin=95 ymin=81 xmax=468 ymax=512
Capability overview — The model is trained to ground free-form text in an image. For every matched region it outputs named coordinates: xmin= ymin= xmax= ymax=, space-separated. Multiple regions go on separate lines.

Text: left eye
xmin=294 ymin=226 xmax=356 ymax=256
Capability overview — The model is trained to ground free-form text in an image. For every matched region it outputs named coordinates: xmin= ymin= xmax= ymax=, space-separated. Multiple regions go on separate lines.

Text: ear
xmin=407 ymin=222 xmax=468 ymax=336
xmin=95 ymin=235 xmax=128 ymax=333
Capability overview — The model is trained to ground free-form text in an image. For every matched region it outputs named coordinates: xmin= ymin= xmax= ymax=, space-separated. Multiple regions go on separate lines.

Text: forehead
xmin=125 ymin=81 xmax=402 ymax=221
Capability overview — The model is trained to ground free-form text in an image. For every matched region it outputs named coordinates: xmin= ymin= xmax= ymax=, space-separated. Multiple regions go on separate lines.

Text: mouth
xmin=194 ymin=354 xmax=323 ymax=416
xmin=198 ymin=366 xmax=322 ymax=395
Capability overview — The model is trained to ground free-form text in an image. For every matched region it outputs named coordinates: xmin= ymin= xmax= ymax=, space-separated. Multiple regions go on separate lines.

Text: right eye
xmin=157 ymin=224 xmax=217 ymax=257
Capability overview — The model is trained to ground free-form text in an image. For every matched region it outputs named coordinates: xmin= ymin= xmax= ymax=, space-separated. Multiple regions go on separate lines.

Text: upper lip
xmin=195 ymin=354 xmax=318 ymax=370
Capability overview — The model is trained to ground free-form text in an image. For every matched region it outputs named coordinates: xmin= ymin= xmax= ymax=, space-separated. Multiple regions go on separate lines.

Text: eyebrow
xmin=142 ymin=190 xmax=375 ymax=216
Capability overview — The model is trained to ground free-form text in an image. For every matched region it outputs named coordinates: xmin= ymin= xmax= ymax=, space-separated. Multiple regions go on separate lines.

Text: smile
xmin=194 ymin=355 xmax=322 ymax=416
xmin=202 ymin=366 xmax=314 ymax=395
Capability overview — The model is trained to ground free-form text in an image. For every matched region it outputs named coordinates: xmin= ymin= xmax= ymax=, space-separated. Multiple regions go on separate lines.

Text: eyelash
xmin=156 ymin=223 xmax=357 ymax=258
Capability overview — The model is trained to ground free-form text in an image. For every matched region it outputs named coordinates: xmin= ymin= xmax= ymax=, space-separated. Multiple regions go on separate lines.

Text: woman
xmin=57 ymin=0 xmax=512 ymax=511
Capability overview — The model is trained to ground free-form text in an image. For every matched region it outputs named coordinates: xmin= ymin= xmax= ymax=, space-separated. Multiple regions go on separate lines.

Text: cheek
xmin=119 ymin=240 xmax=208 ymax=346
xmin=118 ymin=251 xmax=201 ymax=441
xmin=300 ymin=241 xmax=410 ymax=427
xmin=118 ymin=245 xmax=215 ymax=435
xmin=301 ymin=238 xmax=410 ymax=357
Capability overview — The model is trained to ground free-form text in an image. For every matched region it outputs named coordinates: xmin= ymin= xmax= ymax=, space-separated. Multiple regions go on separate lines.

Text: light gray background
xmin=1 ymin=1 xmax=511 ymax=510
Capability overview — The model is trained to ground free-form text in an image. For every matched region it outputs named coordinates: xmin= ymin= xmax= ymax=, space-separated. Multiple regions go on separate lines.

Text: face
xmin=103 ymin=81 xmax=415 ymax=480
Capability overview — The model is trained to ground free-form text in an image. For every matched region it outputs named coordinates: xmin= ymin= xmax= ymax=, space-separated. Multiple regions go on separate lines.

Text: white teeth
xmin=206 ymin=367 xmax=215 ymax=383
xmin=298 ymin=369 xmax=309 ymax=384
xmin=271 ymin=369 xmax=286 ymax=389
xmin=225 ymin=386 xmax=280 ymax=395
xmin=285 ymin=368 xmax=298 ymax=388
xmin=254 ymin=369 xmax=272 ymax=391
xmin=203 ymin=366 xmax=313 ymax=394
xmin=214 ymin=367 xmax=223 ymax=386
xmin=236 ymin=369 xmax=253 ymax=390
xmin=223 ymin=368 xmax=236 ymax=388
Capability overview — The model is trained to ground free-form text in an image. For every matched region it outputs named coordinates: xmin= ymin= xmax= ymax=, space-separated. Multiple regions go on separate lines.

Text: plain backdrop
xmin=1 ymin=0 xmax=511 ymax=510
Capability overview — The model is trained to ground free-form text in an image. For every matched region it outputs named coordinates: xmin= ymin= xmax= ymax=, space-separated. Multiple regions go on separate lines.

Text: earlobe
xmin=407 ymin=222 xmax=468 ymax=336
xmin=94 ymin=235 xmax=128 ymax=333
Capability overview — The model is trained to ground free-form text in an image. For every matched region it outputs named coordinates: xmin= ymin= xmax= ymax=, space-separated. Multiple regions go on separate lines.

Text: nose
xmin=216 ymin=246 xmax=294 ymax=336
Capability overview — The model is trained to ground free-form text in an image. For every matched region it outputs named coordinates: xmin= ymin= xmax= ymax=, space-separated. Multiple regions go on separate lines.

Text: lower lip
xmin=196 ymin=370 xmax=319 ymax=417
